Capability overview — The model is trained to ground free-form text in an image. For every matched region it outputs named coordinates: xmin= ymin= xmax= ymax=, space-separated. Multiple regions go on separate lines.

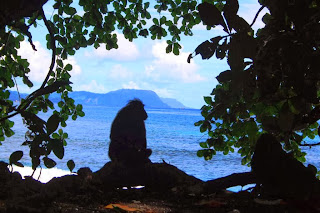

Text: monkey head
xmin=126 ymin=99 xmax=148 ymax=120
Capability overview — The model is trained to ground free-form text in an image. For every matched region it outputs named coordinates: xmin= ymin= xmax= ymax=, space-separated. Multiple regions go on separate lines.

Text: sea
xmin=1 ymin=105 xmax=320 ymax=188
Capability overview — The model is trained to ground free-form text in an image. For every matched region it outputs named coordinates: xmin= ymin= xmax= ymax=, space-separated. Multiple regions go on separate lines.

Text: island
xmin=9 ymin=89 xmax=189 ymax=109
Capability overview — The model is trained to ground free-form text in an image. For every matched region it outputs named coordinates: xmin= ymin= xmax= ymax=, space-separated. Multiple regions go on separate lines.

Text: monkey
xmin=108 ymin=99 xmax=152 ymax=166
xmin=251 ymin=133 xmax=319 ymax=199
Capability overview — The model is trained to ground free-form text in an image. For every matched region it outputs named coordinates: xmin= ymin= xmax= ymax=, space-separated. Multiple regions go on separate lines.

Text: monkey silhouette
xmin=108 ymin=99 xmax=152 ymax=166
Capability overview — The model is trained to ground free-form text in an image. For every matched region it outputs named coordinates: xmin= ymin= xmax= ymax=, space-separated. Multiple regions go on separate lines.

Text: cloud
xmin=18 ymin=41 xmax=51 ymax=83
xmin=18 ymin=41 xmax=81 ymax=84
xmin=122 ymin=81 xmax=140 ymax=89
xmin=88 ymin=33 xmax=139 ymax=61
xmin=153 ymin=88 xmax=173 ymax=98
xmin=238 ymin=3 xmax=269 ymax=30
xmin=146 ymin=41 xmax=204 ymax=83
xmin=109 ymin=64 xmax=132 ymax=79
xmin=74 ymin=80 xmax=107 ymax=93
xmin=64 ymin=57 xmax=82 ymax=76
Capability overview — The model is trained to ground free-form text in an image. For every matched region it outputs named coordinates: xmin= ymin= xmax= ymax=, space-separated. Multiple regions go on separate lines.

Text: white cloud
xmin=18 ymin=41 xmax=81 ymax=84
xmin=109 ymin=64 xmax=132 ymax=79
xmin=64 ymin=57 xmax=82 ymax=76
xmin=153 ymin=88 xmax=173 ymax=98
xmin=147 ymin=41 xmax=204 ymax=83
xmin=190 ymin=1 xmax=268 ymax=32
xmin=122 ymin=81 xmax=140 ymax=89
xmin=18 ymin=41 xmax=51 ymax=83
xmin=89 ymin=33 xmax=139 ymax=61
xmin=238 ymin=3 xmax=269 ymax=30
xmin=75 ymin=80 xmax=107 ymax=93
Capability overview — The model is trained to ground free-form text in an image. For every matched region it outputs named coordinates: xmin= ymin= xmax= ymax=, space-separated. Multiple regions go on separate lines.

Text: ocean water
xmin=2 ymin=105 xmax=320 ymax=184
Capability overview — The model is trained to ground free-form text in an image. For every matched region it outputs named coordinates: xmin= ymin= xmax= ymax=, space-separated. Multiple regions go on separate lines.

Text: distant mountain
xmin=70 ymin=89 xmax=170 ymax=108
xmin=160 ymin=98 xmax=187 ymax=109
xmin=9 ymin=89 xmax=186 ymax=109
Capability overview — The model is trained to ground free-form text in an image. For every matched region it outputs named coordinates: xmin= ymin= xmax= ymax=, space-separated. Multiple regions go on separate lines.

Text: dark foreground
xmin=0 ymin=161 xmax=319 ymax=213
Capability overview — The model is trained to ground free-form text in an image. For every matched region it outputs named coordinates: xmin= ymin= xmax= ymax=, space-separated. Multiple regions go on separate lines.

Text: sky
xmin=16 ymin=0 xmax=268 ymax=109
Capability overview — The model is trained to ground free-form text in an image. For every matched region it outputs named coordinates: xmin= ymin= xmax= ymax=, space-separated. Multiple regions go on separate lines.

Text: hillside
xmin=9 ymin=89 xmax=187 ymax=109
xmin=161 ymin=98 xmax=187 ymax=108
xmin=69 ymin=89 xmax=170 ymax=108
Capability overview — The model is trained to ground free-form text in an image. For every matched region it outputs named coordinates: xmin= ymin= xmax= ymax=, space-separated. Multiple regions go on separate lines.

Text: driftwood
xmin=92 ymin=162 xmax=258 ymax=194
xmin=2 ymin=159 xmax=320 ymax=212
xmin=203 ymin=172 xmax=256 ymax=193
xmin=0 ymin=161 xmax=257 ymax=208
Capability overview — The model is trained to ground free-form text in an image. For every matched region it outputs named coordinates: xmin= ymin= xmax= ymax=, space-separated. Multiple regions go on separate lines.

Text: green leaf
xmin=198 ymin=2 xmax=227 ymax=30
xmin=76 ymin=104 xmax=83 ymax=111
xmin=195 ymin=37 xmax=221 ymax=60
xmin=197 ymin=149 xmax=204 ymax=157
xmin=9 ymin=151 xmax=23 ymax=165
xmin=153 ymin=18 xmax=159 ymax=25
xmin=224 ymin=0 xmax=239 ymax=18
xmin=57 ymin=59 xmax=63 ymax=67
xmin=200 ymin=123 xmax=207 ymax=133
xmin=166 ymin=44 xmax=172 ymax=53
xmin=65 ymin=64 xmax=73 ymax=71
xmin=50 ymin=139 xmax=64 ymax=159
xmin=13 ymin=162 xmax=24 ymax=167
xmin=204 ymin=96 xmax=213 ymax=105
xmin=32 ymin=158 xmax=40 ymax=170
xmin=200 ymin=142 xmax=208 ymax=148
xmin=173 ymin=43 xmax=179 ymax=55
xmin=46 ymin=114 xmax=60 ymax=135
xmin=67 ymin=160 xmax=75 ymax=172
xmin=194 ymin=120 xmax=203 ymax=126
xmin=43 ymin=157 xmax=57 ymax=168
xmin=278 ymin=103 xmax=295 ymax=132
xmin=216 ymin=70 xmax=232 ymax=83
xmin=78 ymin=111 xmax=85 ymax=117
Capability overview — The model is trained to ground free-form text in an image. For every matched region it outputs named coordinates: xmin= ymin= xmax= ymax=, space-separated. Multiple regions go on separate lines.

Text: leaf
xmin=105 ymin=204 xmax=139 ymax=212
xmin=197 ymin=149 xmax=204 ymax=157
xmin=50 ymin=139 xmax=65 ymax=159
xmin=198 ymin=2 xmax=227 ymax=30
xmin=278 ymin=103 xmax=295 ymax=132
xmin=224 ymin=0 xmax=239 ymax=17
xmin=216 ymin=39 xmax=227 ymax=60
xmin=32 ymin=158 xmax=40 ymax=170
xmin=166 ymin=44 xmax=172 ymax=53
xmin=67 ymin=160 xmax=75 ymax=172
xmin=200 ymin=142 xmax=208 ymax=148
xmin=43 ymin=157 xmax=57 ymax=168
xmin=261 ymin=116 xmax=279 ymax=132
xmin=187 ymin=53 xmax=193 ymax=63
xmin=9 ymin=151 xmax=23 ymax=165
xmin=229 ymin=15 xmax=251 ymax=33
xmin=204 ymin=96 xmax=213 ymax=105
xmin=13 ymin=162 xmax=24 ymax=167
xmin=200 ymin=123 xmax=207 ymax=133
xmin=65 ymin=64 xmax=73 ymax=71
xmin=216 ymin=70 xmax=232 ymax=83
xmin=194 ymin=120 xmax=204 ymax=126
xmin=223 ymin=0 xmax=239 ymax=32
xmin=46 ymin=114 xmax=60 ymax=135
xmin=195 ymin=37 xmax=222 ymax=60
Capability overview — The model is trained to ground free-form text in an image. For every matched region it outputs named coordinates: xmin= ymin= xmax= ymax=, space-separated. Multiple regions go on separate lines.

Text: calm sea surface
xmin=1 ymin=105 xmax=320 ymax=182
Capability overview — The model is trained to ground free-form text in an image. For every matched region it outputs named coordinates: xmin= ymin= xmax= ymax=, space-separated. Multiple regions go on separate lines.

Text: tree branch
xmin=250 ymin=6 xmax=265 ymax=28
xmin=203 ymin=172 xmax=256 ymax=193
xmin=299 ymin=142 xmax=320 ymax=147
xmin=39 ymin=8 xmax=56 ymax=89
xmin=0 ymin=8 xmax=59 ymax=123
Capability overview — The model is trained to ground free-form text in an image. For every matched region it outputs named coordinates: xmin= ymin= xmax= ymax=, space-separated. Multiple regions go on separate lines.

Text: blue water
xmin=1 ymin=105 xmax=320 ymax=182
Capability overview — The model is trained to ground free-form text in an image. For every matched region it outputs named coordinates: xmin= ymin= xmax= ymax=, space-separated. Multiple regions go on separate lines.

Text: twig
xmin=250 ymin=5 xmax=265 ymax=28
xmin=299 ymin=142 xmax=320 ymax=147
xmin=39 ymin=8 xmax=56 ymax=89
xmin=13 ymin=77 xmax=21 ymax=102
